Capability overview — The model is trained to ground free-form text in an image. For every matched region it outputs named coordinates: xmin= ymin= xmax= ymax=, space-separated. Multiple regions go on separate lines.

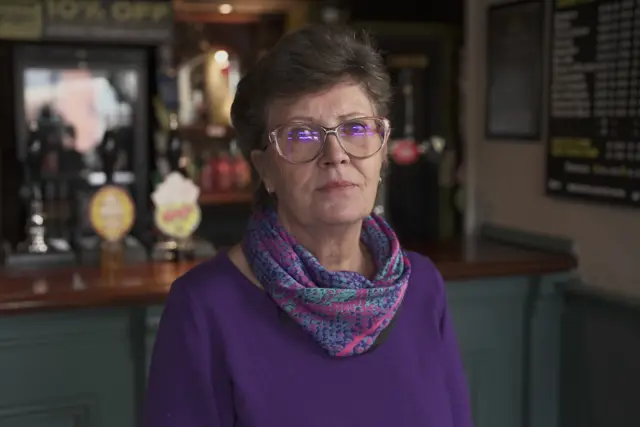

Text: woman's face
xmin=251 ymin=82 xmax=386 ymax=227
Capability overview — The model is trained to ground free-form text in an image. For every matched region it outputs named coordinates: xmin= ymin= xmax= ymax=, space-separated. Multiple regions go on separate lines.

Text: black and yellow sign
xmin=0 ymin=1 xmax=42 ymax=40
xmin=547 ymin=0 xmax=640 ymax=208
xmin=0 ymin=0 xmax=172 ymax=43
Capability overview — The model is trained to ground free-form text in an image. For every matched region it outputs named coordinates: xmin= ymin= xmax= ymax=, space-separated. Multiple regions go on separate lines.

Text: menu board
xmin=547 ymin=0 xmax=640 ymax=207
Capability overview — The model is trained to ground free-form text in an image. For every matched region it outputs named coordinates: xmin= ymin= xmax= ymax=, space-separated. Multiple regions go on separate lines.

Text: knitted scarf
xmin=243 ymin=208 xmax=411 ymax=357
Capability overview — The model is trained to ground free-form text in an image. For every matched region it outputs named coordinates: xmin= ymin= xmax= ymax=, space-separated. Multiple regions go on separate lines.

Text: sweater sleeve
xmin=143 ymin=279 xmax=234 ymax=427
xmin=435 ymin=268 xmax=475 ymax=427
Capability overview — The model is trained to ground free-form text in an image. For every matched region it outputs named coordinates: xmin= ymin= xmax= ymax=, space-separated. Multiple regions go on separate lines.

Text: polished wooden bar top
xmin=0 ymin=239 xmax=577 ymax=315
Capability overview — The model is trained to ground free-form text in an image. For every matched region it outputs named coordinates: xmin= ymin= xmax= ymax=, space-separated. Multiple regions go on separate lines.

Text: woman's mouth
xmin=318 ymin=180 xmax=357 ymax=192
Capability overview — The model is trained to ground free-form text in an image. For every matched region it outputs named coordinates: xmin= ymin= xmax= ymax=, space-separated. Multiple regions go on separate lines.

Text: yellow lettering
xmin=0 ymin=3 xmax=42 ymax=39
xmin=152 ymin=4 xmax=169 ymax=22
xmin=111 ymin=2 xmax=169 ymax=22
xmin=551 ymin=138 xmax=600 ymax=159
xmin=46 ymin=0 xmax=168 ymax=23
xmin=134 ymin=4 xmax=152 ymax=21
xmin=111 ymin=2 xmax=130 ymax=22
xmin=47 ymin=0 xmax=79 ymax=20
xmin=46 ymin=0 xmax=107 ymax=21
xmin=85 ymin=2 xmax=106 ymax=20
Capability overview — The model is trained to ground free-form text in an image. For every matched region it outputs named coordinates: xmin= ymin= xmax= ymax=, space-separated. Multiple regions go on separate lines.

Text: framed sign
xmin=546 ymin=0 xmax=640 ymax=208
xmin=485 ymin=0 xmax=544 ymax=140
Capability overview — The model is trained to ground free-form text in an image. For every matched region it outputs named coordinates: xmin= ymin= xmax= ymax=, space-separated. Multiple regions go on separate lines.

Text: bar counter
xmin=0 ymin=233 xmax=576 ymax=427
xmin=0 ymin=238 xmax=577 ymax=315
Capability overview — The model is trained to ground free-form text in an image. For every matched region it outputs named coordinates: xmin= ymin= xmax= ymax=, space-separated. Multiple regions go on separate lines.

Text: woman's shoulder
xmin=404 ymin=250 xmax=442 ymax=280
xmin=403 ymin=249 xmax=446 ymax=301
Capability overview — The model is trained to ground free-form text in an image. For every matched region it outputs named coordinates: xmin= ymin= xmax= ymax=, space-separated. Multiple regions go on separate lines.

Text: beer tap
xmin=165 ymin=113 xmax=184 ymax=176
xmin=18 ymin=121 xmax=48 ymax=254
xmin=99 ymin=128 xmax=119 ymax=185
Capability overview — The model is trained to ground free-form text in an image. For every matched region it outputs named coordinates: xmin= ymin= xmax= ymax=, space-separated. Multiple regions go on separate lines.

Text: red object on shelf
xmin=200 ymin=154 xmax=215 ymax=193
xmin=232 ymin=155 xmax=251 ymax=189
xmin=390 ymin=139 xmax=420 ymax=165
xmin=215 ymin=152 xmax=233 ymax=191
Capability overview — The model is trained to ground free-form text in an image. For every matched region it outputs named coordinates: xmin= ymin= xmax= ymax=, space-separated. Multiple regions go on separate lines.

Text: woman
xmin=144 ymin=24 xmax=473 ymax=427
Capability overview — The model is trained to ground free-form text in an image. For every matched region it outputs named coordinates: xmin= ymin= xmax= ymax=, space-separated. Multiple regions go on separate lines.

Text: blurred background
xmin=0 ymin=0 xmax=638 ymax=426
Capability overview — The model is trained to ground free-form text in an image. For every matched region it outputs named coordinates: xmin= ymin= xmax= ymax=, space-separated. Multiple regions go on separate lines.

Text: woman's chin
xmin=314 ymin=203 xmax=368 ymax=225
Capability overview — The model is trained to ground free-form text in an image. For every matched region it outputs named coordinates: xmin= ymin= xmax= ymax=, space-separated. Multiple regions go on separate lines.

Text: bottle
xmin=199 ymin=150 xmax=215 ymax=193
xmin=165 ymin=113 xmax=184 ymax=175
xmin=182 ymin=141 xmax=199 ymax=182
xmin=215 ymin=150 xmax=233 ymax=192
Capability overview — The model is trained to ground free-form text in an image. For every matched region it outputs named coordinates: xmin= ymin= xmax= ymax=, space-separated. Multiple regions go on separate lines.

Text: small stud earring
xmin=379 ymin=177 xmax=382 ymax=183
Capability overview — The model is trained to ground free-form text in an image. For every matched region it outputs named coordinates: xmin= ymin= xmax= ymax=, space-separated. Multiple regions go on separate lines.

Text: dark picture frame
xmin=485 ymin=0 xmax=544 ymax=140
xmin=13 ymin=44 xmax=150 ymax=238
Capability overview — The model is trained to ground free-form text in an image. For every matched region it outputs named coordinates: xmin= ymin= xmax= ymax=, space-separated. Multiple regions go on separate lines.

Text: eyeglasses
xmin=267 ymin=117 xmax=390 ymax=164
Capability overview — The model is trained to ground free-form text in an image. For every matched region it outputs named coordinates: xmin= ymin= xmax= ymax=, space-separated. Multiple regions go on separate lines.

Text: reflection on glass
xmin=23 ymin=68 xmax=138 ymax=154
xmin=178 ymin=48 xmax=240 ymax=128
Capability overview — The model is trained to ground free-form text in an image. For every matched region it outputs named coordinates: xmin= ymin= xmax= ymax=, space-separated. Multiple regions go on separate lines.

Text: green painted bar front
xmin=0 ymin=271 xmax=568 ymax=427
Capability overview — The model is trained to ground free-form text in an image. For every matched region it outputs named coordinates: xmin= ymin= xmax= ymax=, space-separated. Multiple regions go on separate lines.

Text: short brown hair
xmin=230 ymin=23 xmax=392 ymax=209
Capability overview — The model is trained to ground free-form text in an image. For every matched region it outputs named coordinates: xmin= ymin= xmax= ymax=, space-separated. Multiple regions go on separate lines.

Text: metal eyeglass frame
xmin=267 ymin=116 xmax=391 ymax=164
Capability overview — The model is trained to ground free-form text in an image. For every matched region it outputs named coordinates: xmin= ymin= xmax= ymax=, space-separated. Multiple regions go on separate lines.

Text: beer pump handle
xmin=165 ymin=113 xmax=183 ymax=174
xmin=100 ymin=129 xmax=119 ymax=184
xmin=24 ymin=121 xmax=45 ymax=199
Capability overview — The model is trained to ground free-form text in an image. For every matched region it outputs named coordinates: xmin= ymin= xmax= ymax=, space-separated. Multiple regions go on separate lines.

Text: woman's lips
xmin=318 ymin=180 xmax=357 ymax=192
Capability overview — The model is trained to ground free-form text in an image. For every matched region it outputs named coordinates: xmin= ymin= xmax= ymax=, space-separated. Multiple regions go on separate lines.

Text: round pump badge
xmin=151 ymin=172 xmax=202 ymax=240
xmin=88 ymin=185 xmax=135 ymax=242
xmin=154 ymin=202 xmax=202 ymax=239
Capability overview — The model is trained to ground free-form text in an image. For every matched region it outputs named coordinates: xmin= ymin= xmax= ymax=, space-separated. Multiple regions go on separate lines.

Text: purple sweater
xmin=143 ymin=251 xmax=474 ymax=427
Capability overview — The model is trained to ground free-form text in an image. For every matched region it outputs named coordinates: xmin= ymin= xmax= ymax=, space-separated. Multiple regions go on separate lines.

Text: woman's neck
xmin=278 ymin=210 xmax=372 ymax=275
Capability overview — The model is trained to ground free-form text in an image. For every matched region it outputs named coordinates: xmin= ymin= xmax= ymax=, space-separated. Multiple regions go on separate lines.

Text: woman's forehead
xmin=268 ymin=84 xmax=375 ymax=126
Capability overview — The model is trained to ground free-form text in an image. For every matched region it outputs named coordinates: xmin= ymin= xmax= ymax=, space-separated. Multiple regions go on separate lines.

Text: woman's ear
xmin=250 ymin=149 xmax=275 ymax=192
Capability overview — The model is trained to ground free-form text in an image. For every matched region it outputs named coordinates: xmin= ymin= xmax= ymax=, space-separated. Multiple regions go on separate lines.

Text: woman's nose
xmin=319 ymin=133 xmax=350 ymax=166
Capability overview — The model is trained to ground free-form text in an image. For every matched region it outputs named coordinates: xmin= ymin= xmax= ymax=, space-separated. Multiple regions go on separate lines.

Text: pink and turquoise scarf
xmin=243 ymin=208 xmax=411 ymax=357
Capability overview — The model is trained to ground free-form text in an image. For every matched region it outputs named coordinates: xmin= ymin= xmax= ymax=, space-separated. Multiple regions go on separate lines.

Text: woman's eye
xmin=341 ymin=122 xmax=367 ymax=137
xmin=288 ymin=127 xmax=318 ymax=142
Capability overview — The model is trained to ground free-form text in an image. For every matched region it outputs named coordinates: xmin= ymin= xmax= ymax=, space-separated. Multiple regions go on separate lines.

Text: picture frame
xmin=485 ymin=0 xmax=544 ymax=140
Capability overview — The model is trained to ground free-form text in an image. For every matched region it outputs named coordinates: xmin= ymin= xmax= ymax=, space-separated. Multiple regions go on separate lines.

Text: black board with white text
xmin=547 ymin=0 xmax=640 ymax=207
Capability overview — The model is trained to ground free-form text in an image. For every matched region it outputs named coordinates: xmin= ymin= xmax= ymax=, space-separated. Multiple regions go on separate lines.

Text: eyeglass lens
xmin=274 ymin=118 xmax=386 ymax=162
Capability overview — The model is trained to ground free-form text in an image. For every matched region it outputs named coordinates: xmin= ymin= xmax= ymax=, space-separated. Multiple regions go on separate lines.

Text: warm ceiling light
xmin=218 ymin=3 xmax=233 ymax=14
